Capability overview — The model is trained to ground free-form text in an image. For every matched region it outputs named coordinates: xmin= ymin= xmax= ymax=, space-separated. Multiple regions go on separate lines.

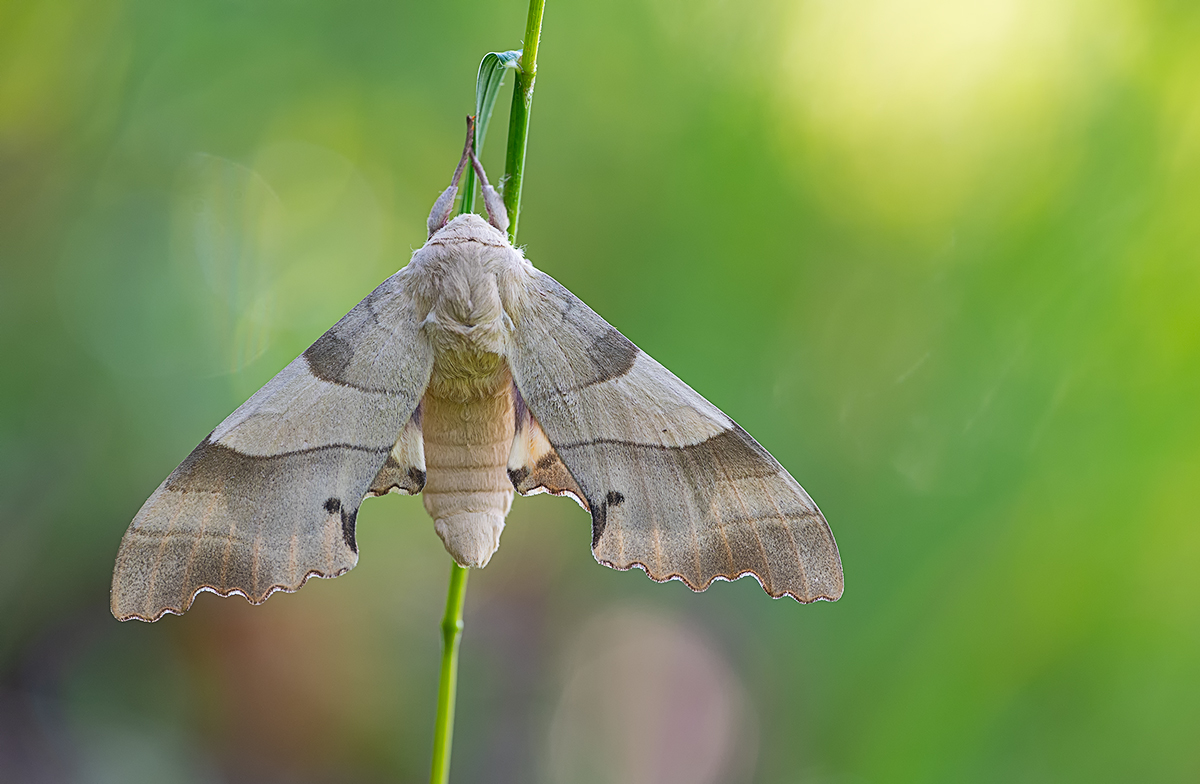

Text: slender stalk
xmin=458 ymin=117 xmax=478 ymax=218
xmin=428 ymin=4 xmax=545 ymax=783
xmin=429 ymin=563 xmax=469 ymax=784
xmin=460 ymin=166 xmax=477 ymax=216
xmin=502 ymin=0 xmax=546 ymax=241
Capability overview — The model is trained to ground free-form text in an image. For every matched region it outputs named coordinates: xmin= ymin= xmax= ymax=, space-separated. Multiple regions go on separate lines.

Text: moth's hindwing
xmin=507 ymin=386 xmax=589 ymax=509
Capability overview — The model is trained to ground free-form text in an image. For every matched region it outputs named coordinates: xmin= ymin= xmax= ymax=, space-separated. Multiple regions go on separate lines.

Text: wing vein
xmin=711 ymin=444 xmax=776 ymax=594
xmin=675 ymin=440 xmax=705 ymax=586
xmin=143 ymin=494 xmax=192 ymax=616
xmin=761 ymin=475 xmax=811 ymax=599
xmin=179 ymin=494 xmax=219 ymax=600
xmin=219 ymin=519 xmax=238 ymax=591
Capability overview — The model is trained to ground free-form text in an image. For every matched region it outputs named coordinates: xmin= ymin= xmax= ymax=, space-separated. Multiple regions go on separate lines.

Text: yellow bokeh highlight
xmin=0 ymin=1 xmax=127 ymax=139
xmin=779 ymin=0 xmax=1140 ymax=239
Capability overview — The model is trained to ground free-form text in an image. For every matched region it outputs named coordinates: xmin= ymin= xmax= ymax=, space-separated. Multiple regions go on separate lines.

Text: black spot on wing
xmin=592 ymin=496 xmax=608 ymax=549
xmin=326 ymin=496 xmax=359 ymax=553
xmin=340 ymin=507 xmax=358 ymax=553
xmin=508 ymin=466 xmax=530 ymax=490
xmin=407 ymin=467 xmax=427 ymax=490
xmin=591 ymin=491 xmax=625 ymax=548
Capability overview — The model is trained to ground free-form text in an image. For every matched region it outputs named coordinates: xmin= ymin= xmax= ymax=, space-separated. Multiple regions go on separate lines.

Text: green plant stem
xmin=429 ymin=562 xmax=469 ymax=784
xmin=460 ymin=166 xmax=477 ymax=216
xmin=428 ymin=4 xmax=544 ymax=783
xmin=502 ymin=0 xmax=546 ymax=242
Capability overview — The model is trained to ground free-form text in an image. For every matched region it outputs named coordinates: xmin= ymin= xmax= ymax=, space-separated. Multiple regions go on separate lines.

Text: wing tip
xmin=109 ymin=566 xmax=354 ymax=623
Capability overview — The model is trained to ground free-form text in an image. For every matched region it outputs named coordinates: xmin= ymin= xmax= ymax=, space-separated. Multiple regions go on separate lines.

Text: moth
xmin=111 ymin=128 xmax=844 ymax=622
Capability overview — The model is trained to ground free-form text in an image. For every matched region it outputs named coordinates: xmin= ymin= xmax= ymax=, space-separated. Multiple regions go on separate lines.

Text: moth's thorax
xmin=408 ymin=214 xmax=532 ymax=402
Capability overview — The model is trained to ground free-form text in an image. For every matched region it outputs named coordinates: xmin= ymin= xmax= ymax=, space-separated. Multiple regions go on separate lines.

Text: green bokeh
xmin=2 ymin=0 xmax=1198 ymax=781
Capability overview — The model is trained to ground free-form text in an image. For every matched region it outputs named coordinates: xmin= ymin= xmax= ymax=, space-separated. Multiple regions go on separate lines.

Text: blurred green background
xmin=2 ymin=0 xmax=1198 ymax=781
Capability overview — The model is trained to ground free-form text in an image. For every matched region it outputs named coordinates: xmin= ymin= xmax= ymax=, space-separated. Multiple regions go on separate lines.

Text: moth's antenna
xmin=468 ymin=146 xmax=510 ymax=235
xmin=427 ymin=116 xmax=477 ymax=237
xmin=451 ymin=116 xmax=475 ymax=189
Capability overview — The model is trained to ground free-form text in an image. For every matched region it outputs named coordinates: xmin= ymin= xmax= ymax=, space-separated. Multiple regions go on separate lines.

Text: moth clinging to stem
xmin=111 ymin=119 xmax=844 ymax=622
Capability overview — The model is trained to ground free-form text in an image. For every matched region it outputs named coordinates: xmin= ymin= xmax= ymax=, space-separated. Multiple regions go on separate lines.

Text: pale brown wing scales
xmin=508 ymin=272 xmax=843 ymax=602
xmin=111 ymin=270 xmax=433 ymax=621
xmin=555 ymin=426 xmax=841 ymax=601
xmin=111 ymin=438 xmax=387 ymax=621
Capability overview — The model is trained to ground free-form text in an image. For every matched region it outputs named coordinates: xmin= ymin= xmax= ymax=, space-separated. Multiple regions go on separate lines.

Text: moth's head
xmin=427 ymin=213 xmax=511 ymax=247
xmin=427 ymin=193 xmax=509 ymax=239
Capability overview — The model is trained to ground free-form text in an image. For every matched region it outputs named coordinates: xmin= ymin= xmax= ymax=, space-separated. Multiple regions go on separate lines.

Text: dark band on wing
xmin=167 ymin=437 xmax=389 ymax=493
xmin=578 ymin=327 xmax=638 ymax=388
xmin=538 ymin=275 xmax=639 ymax=390
xmin=304 ymin=330 xmax=355 ymax=385
xmin=303 ymin=308 xmax=404 ymax=394
xmin=556 ymin=425 xmax=779 ymax=482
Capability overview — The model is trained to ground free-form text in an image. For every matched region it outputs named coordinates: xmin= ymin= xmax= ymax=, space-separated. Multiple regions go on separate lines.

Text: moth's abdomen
xmin=422 ymin=365 xmax=515 ymax=567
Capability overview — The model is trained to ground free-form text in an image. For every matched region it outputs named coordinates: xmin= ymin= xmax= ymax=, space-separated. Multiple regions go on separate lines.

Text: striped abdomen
xmin=421 ymin=357 xmax=515 ymax=567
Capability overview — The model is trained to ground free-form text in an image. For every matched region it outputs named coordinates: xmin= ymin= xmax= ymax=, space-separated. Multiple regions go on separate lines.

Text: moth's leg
xmin=427 ymin=116 xmax=477 ymax=236
xmin=468 ymin=147 xmax=510 ymax=235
